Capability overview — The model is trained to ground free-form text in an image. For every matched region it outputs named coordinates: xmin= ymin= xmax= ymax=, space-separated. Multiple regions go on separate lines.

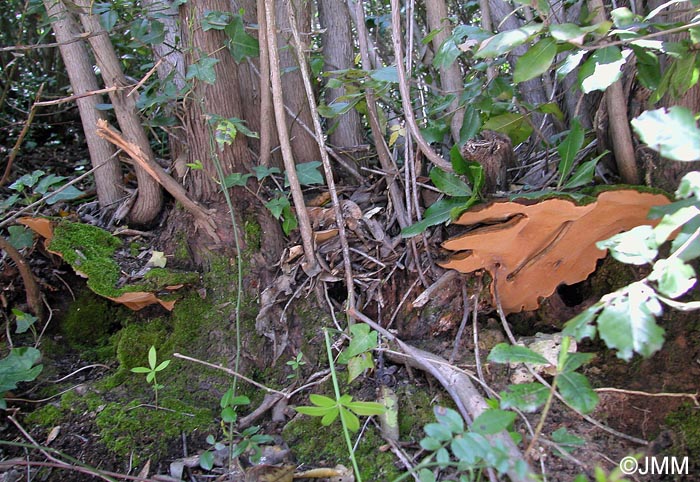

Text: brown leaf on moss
xmin=106 ymin=292 xmax=176 ymax=311
xmin=17 ymin=217 xmax=54 ymax=243
xmin=440 ymin=190 xmax=670 ymax=313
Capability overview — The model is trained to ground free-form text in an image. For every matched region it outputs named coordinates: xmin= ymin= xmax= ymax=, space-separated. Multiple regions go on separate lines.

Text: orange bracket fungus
xmin=440 ymin=190 xmax=670 ymax=313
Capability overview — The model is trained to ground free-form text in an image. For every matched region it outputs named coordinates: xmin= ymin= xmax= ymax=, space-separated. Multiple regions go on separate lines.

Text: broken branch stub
xmin=440 ymin=190 xmax=670 ymax=313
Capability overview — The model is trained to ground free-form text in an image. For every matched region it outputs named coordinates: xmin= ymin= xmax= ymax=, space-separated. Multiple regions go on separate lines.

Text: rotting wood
xmin=441 ymin=190 xmax=670 ymax=313
xmin=349 ymin=308 xmax=535 ymax=482
xmin=95 ymin=119 xmax=220 ymax=243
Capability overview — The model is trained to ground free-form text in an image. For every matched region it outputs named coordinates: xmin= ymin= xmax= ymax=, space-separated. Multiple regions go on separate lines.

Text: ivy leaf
xmin=223 ymin=172 xmax=253 ymax=188
xmin=514 ymin=38 xmax=557 ymax=83
xmin=201 ymin=10 xmax=231 ymax=31
xmin=7 ymin=226 xmax=33 ymax=250
xmin=471 ymin=409 xmax=517 ymax=435
xmin=265 ymin=196 xmax=290 ymax=219
xmin=499 ymin=382 xmax=549 ymax=412
xmin=224 ymin=15 xmax=259 ymax=62
xmin=631 ymin=107 xmax=700 ymax=162
xmin=186 ymin=57 xmax=220 ymax=84
xmin=338 ymin=323 xmax=378 ymax=363
xmin=557 ymin=371 xmax=599 ymax=413
xmin=12 ymin=309 xmax=37 ymax=334
xmin=597 ymin=283 xmax=666 ymax=360
xmin=487 ymin=343 xmax=550 ymax=365
xmin=0 ymin=347 xmax=43 ymax=395
xmin=293 ymin=161 xmax=324 ymax=186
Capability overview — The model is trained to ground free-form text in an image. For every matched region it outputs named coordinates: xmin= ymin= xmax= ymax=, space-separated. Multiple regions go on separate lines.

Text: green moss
xmin=62 ymin=291 xmax=127 ymax=358
xmin=282 ymin=414 xmax=401 ymax=480
xmin=25 ymin=403 xmax=62 ymax=427
xmin=244 ymin=219 xmax=262 ymax=252
xmin=665 ymin=404 xmax=700 ymax=473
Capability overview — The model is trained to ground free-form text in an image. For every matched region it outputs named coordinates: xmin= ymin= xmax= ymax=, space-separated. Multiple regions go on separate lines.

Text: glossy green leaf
xmin=430 ymin=167 xmax=472 ymax=197
xmin=471 ymin=409 xmax=517 ymax=435
xmin=563 ymin=152 xmax=606 ymax=189
xmin=631 ymin=107 xmax=700 ymax=162
xmin=670 ymin=216 xmax=700 ymax=262
xmin=597 ymin=283 xmax=665 ymax=360
xmin=557 ymin=50 xmax=586 ymax=80
xmin=458 ymin=106 xmax=481 ymax=143
xmin=578 ymin=47 xmax=626 ymax=93
xmin=400 ymin=197 xmax=471 ymax=237
xmin=653 ymin=205 xmax=700 ymax=245
xmin=550 ymin=23 xmax=587 ymax=44
xmin=487 ymin=343 xmax=550 ymax=365
xmin=597 ymin=225 xmax=658 ymax=265
xmin=483 ymin=112 xmax=532 ymax=144
xmin=557 ymin=371 xmax=599 ymax=413
xmin=514 ymin=38 xmax=557 ymax=83
xmin=475 ymin=28 xmax=534 ymax=58
xmin=557 ymin=119 xmax=584 ymax=187
xmin=499 ymin=383 xmax=549 ymax=412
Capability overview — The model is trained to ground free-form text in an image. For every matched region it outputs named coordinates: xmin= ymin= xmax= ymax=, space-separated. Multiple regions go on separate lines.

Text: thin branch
xmin=286 ymin=0 xmax=356 ymax=316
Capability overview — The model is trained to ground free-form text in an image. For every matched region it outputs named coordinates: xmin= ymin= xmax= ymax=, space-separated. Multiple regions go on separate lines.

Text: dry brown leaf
xmin=245 ymin=464 xmax=294 ymax=482
xmin=440 ymin=190 xmax=670 ymax=313
xmin=17 ymin=217 xmax=54 ymax=242
xmin=107 ymin=292 xmax=176 ymax=311
xmin=314 ymin=228 xmax=339 ymax=244
xmin=45 ymin=425 xmax=60 ymax=445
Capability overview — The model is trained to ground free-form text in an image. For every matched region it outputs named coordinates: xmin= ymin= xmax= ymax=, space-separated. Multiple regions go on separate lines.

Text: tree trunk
xmin=75 ymin=0 xmax=164 ymax=226
xmin=274 ymin=0 xmax=320 ymax=163
xmin=424 ymin=0 xmax=465 ymax=143
xmin=318 ymin=0 xmax=364 ymax=151
xmin=42 ymin=0 xmax=124 ymax=209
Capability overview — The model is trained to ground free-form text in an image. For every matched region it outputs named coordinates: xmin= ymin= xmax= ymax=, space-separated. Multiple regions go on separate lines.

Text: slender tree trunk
xmin=318 ymin=0 xmax=364 ymax=151
xmin=74 ymin=0 xmax=164 ymax=225
xmin=424 ymin=0 xmax=465 ymax=143
xmin=42 ymin=0 xmax=124 ymax=209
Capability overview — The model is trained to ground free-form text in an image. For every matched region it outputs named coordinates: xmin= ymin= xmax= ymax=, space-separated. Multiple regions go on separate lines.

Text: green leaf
xmin=475 ymin=29 xmax=532 ymax=58
xmin=199 ymin=450 xmax=214 ymax=470
xmin=148 ymin=346 xmax=157 ymax=369
xmin=346 ymin=352 xmax=375 ymax=383
xmin=597 ymin=283 xmax=666 ymax=360
xmin=458 ymin=106 xmax=481 ymax=143
xmin=631 ymin=107 xmax=700 ymax=162
xmin=653 ymin=205 xmax=700 ymax=245
xmin=369 ymin=65 xmax=399 ymax=83
xmin=339 ymin=407 xmax=360 ymax=431
xmin=560 ymin=352 xmax=595 ymax=373
xmin=265 ymin=196 xmax=290 ymax=219
xmin=499 ymin=383 xmax=549 ymax=412
xmin=549 ymin=23 xmax=587 ymax=44
xmin=482 ymin=112 xmax=533 ymax=145
xmin=7 ymin=226 xmax=33 ymax=250
xmin=557 ymin=50 xmax=586 ymax=80
xmin=418 ymin=468 xmax=437 ymax=482
xmin=0 ymin=347 xmax=42 ymax=395
xmin=309 ymin=393 xmax=337 ymax=407
xmin=597 ymin=225 xmax=658 ymax=265
xmin=514 ymin=38 xmax=557 ymax=84
xmin=424 ymin=422 xmax=454 ymax=441
xmin=223 ymin=172 xmax=253 ymax=188
xmin=345 ymin=400 xmax=386 ymax=416
xmin=434 ymin=38 xmax=461 ymax=69
xmin=12 ymin=309 xmax=37 ymax=334
xmin=224 ymin=15 xmax=259 ymax=62
xmin=186 ymin=57 xmax=219 ymax=84
xmin=551 ymin=427 xmax=585 ymax=454
xmin=10 ymin=170 xmax=44 ymax=192
xmin=434 ymin=406 xmax=464 ymax=434
xmin=400 ymin=197 xmax=472 ymax=238
xmin=338 ymin=323 xmax=378 ymax=363
xmin=670 ymin=215 xmax=700 ymax=262
xmin=430 ymin=167 xmax=472 ymax=197
xmin=281 ymin=205 xmax=297 ymax=235
xmin=294 ymin=161 xmax=324 ymax=186
xmin=649 ymin=258 xmax=696 ymax=298
xmin=452 ymin=433 xmax=489 ymax=464
xmin=471 ymin=409 xmax=517 ymax=435
xmin=557 ymin=371 xmax=599 ymax=413
xmin=155 ymin=359 xmax=170 ymax=372
xmin=130 ymin=366 xmax=151 ymax=374
xmin=221 ymin=406 xmax=237 ymax=423
xmin=420 ymin=436 xmax=443 ymax=451
xmin=557 ymin=119 xmax=585 ymax=187
xmin=45 ymin=185 xmax=84 ymax=205
xmin=563 ymin=152 xmax=606 ymax=189
xmin=487 ymin=343 xmax=550 ymax=365
xmin=296 ymin=405 xmax=335 ymax=417
xmin=677 ymin=171 xmax=700 ymax=199
xmin=253 ymin=165 xmax=281 ymax=180
xmin=130 ymin=19 xmax=165 ymax=45
xmin=201 ymin=10 xmax=231 ymax=31
xmin=578 ymin=47 xmax=626 ymax=93
xmin=317 ymin=101 xmax=353 ymax=118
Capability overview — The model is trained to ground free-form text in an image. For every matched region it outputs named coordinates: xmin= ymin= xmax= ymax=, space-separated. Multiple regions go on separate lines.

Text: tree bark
xmin=74 ymin=0 xmax=164 ymax=225
xmin=318 ymin=0 xmax=364 ymax=151
xmin=424 ymin=0 xmax=465 ymax=143
xmin=42 ymin=0 xmax=124 ymax=209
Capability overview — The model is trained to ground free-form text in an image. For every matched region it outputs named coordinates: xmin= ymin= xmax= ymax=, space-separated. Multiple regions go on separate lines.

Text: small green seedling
xmin=131 ymin=345 xmax=170 ymax=407
xmin=296 ymin=393 xmax=385 ymax=432
xmin=286 ymin=352 xmax=306 ymax=379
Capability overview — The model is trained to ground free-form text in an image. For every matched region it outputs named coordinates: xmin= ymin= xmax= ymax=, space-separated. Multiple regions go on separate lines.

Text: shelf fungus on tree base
xmin=440 ymin=189 xmax=670 ymax=314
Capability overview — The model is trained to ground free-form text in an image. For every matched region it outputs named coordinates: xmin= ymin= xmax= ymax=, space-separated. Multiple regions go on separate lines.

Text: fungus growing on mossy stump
xmin=440 ymin=190 xmax=670 ymax=313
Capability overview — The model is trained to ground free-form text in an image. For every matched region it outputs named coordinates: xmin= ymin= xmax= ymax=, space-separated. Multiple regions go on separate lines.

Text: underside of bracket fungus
xmin=440 ymin=190 xmax=670 ymax=314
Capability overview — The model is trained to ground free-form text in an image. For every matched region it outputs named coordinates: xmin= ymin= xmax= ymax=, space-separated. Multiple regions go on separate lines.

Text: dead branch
xmin=95 ymin=119 xmax=220 ymax=243
xmin=349 ymin=308 xmax=535 ymax=482
xmin=0 ymin=237 xmax=44 ymax=320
